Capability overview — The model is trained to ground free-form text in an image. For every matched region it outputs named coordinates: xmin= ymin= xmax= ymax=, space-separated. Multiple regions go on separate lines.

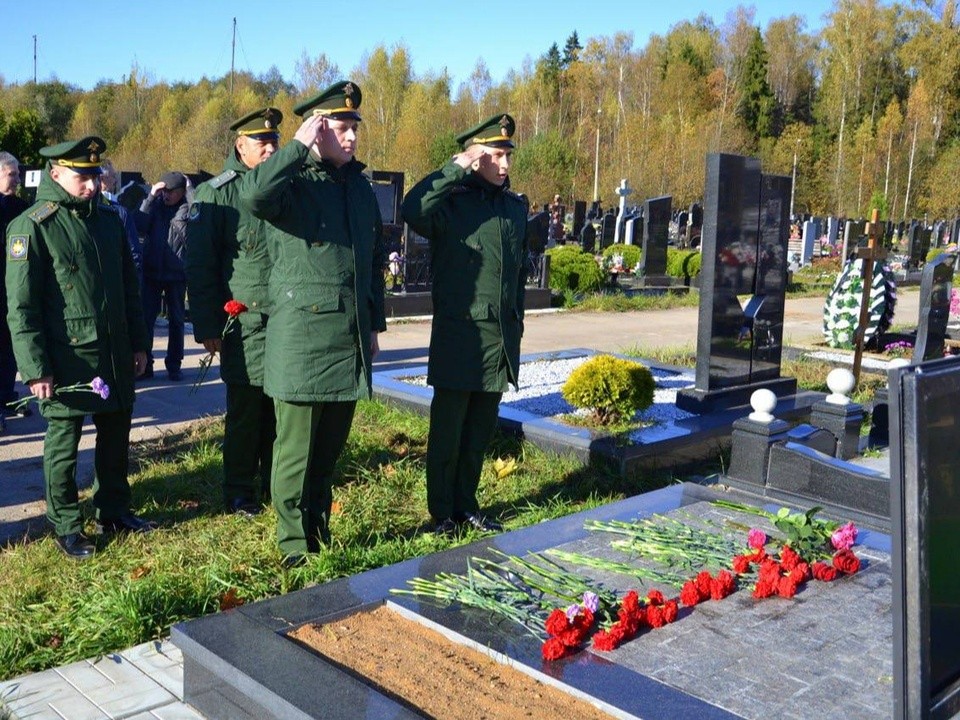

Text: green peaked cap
xmin=40 ymin=136 xmax=106 ymax=174
xmin=293 ymin=80 xmax=362 ymax=120
xmin=455 ymin=114 xmax=515 ymax=149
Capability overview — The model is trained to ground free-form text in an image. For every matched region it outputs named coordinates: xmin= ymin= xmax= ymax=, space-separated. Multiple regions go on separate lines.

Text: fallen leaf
xmin=492 ymin=456 xmax=518 ymax=479
xmin=47 ymin=634 xmax=62 ymax=649
xmin=382 ymin=463 xmax=396 ymax=477
xmin=330 ymin=501 xmax=343 ymax=515
xmin=130 ymin=565 xmax=151 ymax=580
xmin=219 ymin=588 xmax=244 ymax=611
xmin=177 ymin=499 xmax=200 ymax=510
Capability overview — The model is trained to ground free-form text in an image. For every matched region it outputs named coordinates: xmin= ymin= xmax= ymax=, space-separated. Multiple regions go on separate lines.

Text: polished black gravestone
xmin=639 ymin=195 xmax=671 ymax=283
xmin=677 ymin=154 xmax=797 ymax=413
xmin=600 ymin=210 xmax=616 ymax=250
xmin=890 ymin=356 xmax=960 ymax=719
xmin=573 ymin=200 xmax=587 ymax=239
xmin=173 ymin=483 xmax=895 ymax=720
xmin=913 ymin=253 xmax=954 ymax=361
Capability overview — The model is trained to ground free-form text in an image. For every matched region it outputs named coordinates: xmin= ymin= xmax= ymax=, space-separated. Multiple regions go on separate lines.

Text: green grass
xmin=0 ymin=400 xmax=685 ymax=681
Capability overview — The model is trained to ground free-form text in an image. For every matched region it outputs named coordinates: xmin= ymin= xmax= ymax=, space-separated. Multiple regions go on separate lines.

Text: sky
xmin=2 ymin=0 xmax=839 ymax=92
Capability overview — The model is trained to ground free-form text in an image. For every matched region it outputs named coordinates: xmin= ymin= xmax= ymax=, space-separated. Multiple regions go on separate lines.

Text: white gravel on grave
xmin=396 ymin=356 xmax=697 ymax=425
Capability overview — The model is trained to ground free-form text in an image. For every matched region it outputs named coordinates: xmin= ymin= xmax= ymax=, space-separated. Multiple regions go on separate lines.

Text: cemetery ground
xmin=0 ymin=289 xmax=921 ymax=715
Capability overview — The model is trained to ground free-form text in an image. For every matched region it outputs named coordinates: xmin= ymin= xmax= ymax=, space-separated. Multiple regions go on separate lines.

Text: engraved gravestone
xmin=912 ymin=254 xmax=954 ymax=362
xmin=677 ymin=153 xmax=796 ymax=413
xmin=640 ymin=195 xmax=671 ymax=278
xmin=572 ymin=200 xmax=586 ymax=239
xmin=600 ymin=209 xmax=616 ymax=250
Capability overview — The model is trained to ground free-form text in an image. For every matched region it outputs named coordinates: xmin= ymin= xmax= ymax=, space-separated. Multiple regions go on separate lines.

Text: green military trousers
xmin=425 ymin=388 xmax=502 ymax=521
xmin=223 ymin=383 xmax=276 ymax=504
xmin=270 ymin=399 xmax=356 ymax=555
xmin=41 ymin=409 xmax=133 ymax=536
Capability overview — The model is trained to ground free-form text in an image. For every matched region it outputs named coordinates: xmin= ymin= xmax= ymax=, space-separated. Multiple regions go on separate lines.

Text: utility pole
xmin=790 ymin=139 xmax=799 ymax=219
xmin=230 ymin=18 xmax=236 ymax=96
xmin=592 ymin=107 xmax=601 ymax=203
xmin=33 ymin=35 xmax=37 ymax=84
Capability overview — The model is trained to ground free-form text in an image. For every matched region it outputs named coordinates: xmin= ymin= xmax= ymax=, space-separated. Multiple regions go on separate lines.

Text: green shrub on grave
xmin=666 ymin=249 xmax=702 ymax=280
xmin=927 ymin=246 xmax=948 ymax=263
xmin=601 ymin=243 xmax=642 ymax=271
xmin=561 ymin=355 xmax=655 ymax=425
xmin=545 ymin=245 xmax=606 ymax=293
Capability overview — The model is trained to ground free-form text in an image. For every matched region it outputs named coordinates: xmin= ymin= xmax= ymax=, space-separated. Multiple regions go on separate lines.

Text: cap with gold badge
xmin=40 ymin=136 xmax=106 ymax=174
xmin=293 ymin=80 xmax=362 ymax=120
xmin=230 ymin=107 xmax=283 ymax=140
xmin=455 ymin=114 xmax=515 ymax=150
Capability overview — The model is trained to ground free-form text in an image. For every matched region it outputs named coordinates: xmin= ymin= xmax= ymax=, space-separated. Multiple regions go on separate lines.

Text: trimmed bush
xmin=666 ymin=248 xmax=702 ymax=280
xmin=561 ymin=355 xmax=655 ymax=425
xmin=546 ymin=246 xmax=606 ymax=293
xmin=601 ymin=243 xmax=641 ymax=271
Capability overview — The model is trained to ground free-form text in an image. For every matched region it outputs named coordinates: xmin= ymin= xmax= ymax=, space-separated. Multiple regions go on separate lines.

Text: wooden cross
xmin=851 ymin=208 xmax=889 ymax=383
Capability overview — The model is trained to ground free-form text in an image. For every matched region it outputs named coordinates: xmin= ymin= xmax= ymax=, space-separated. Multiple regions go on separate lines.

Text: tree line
xmin=2 ymin=0 xmax=959 ymax=221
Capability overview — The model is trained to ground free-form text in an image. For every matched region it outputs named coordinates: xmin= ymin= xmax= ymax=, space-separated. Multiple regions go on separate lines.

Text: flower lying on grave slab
xmin=392 ymin=503 xmax=862 ymax=663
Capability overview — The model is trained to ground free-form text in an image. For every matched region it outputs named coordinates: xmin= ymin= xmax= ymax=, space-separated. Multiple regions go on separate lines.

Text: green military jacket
xmin=186 ymin=152 xmax=270 ymax=386
xmin=5 ymin=172 xmax=148 ymax=417
xmin=401 ymin=162 xmax=529 ymax=392
xmin=239 ymin=140 xmax=386 ymax=402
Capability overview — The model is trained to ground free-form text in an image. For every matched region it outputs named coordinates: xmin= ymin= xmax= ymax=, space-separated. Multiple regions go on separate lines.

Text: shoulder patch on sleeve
xmin=209 ymin=169 xmax=238 ymax=189
xmin=28 ymin=202 xmax=59 ymax=223
xmin=188 ymin=203 xmax=201 ymax=221
xmin=7 ymin=235 xmax=29 ymax=261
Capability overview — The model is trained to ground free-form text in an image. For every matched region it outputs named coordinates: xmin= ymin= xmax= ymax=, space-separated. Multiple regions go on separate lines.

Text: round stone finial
xmin=825 ymin=367 xmax=855 ymax=405
xmin=748 ymin=388 xmax=778 ymax=423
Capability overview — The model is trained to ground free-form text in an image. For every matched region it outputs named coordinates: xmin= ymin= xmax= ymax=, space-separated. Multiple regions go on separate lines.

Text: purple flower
xmin=565 ymin=604 xmax=580 ymax=622
xmin=582 ymin=591 xmax=599 ymax=614
xmin=90 ymin=376 xmax=110 ymax=400
xmin=747 ymin=528 xmax=767 ymax=550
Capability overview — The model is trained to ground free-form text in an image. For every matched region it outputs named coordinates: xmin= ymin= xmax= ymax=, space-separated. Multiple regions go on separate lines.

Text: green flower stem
xmin=546 ymin=549 xmax=688 ymax=588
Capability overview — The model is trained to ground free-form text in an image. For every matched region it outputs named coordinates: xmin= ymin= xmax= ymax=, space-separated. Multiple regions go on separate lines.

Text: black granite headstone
xmin=579 ymin=222 xmax=597 ymax=253
xmin=527 ymin=211 xmax=549 ymax=254
xmin=688 ymin=202 xmax=703 ymax=247
xmin=572 ymin=200 xmax=586 ymax=239
xmin=676 ymin=154 xmax=796 ymax=413
xmin=402 ymin=226 xmax=432 ymax=292
xmin=913 ymin=254 xmax=954 ymax=362
xmin=640 ymin=195 xmax=671 ymax=276
xmin=908 ymin=223 xmax=922 ymax=267
xmin=890 ymin=356 xmax=960 ymax=719
xmin=600 ymin=210 xmax=616 ymax=250
xmin=951 ymin=218 xmax=960 ymax=246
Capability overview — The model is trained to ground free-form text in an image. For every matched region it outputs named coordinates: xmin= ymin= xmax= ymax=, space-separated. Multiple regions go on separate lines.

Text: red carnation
xmin=680 ymin=580 xmax=702 ymax=607
xmin=732 ymin=555 xmax=752 ymax=575
xmin=609 ymin=622 xmax=630 ymax=643
xmin=832 ymin=549 xmax=861 ymax=575
xmin=812 ymin=561 xmax=839 ymax=582
xmin=776 ymin=575 xmax=799 ymax=598
xmin=780 ymin=544 xmax=801 ymax=571
xmin=558 ymin=626 xmax=586 ymax=647
xmin=542 ymin=637 xmax=568 ymax=661
xmin=662 ymin=600 xmax=679 ymax=623
xmin=647 ymin=589 xmax=665 ymax=606
xmin=695 ymin=570 xmax=713 ymax=596
xmin=224 ymin=300 xmax=248 ymax=317
xmin=545 ymin=609 xmax=569 ymax=637
xmin=647 ymin=605 xmax=666 ymax=628
xmin=753 ymin=578 xmax=776 ymax=599
xmin=793 ymin=561 xmax=811 ymax=582
xmin=621 ymin=590 xmax=641 ymax=614
xmin=710 ymin=570 xmax=737 ymax=600
xmin=592 ymin=629 xmax=619 ymax=652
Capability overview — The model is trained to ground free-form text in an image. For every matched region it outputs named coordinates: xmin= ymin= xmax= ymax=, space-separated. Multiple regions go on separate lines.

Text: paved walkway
xmin=0 ymin=292 xmax=921 ymax=719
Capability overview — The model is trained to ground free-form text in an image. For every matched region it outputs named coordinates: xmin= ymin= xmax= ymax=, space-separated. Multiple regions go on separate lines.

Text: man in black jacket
xmin=136 ymin=171 xmax=192 ymax=381
xmin=0 ymin=151 xmax=29 ymax=430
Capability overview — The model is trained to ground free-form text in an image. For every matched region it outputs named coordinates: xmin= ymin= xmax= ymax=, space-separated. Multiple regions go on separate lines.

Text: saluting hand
xmin=28 ymin=377 xmax=54 ymax=400
xmin=294 ymin=114 xmax=325 ymax=149
xmin=452 ymin=145 xmax=487 ymax=171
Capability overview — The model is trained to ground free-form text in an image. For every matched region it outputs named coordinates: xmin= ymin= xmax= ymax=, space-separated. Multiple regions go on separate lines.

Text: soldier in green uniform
xmin=239 ymin=81 xmax=386 ymax=565
xmin=4 ymin=137 xmax=155 ymax=559
xmin=186 ymin=107 xmax=282 ymax=516
xmin=401 ymin=114 xmax=529 ymax=535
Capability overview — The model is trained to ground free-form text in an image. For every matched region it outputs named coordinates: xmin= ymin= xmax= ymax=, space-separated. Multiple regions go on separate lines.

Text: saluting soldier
xmin=401 ymin=114 xmax=529 ymax=535
xmin=4 ymin=137 xmax=155 ymax=559
xmin=186 ymin=107 xmax=282 ymax=517
xmin=240 ymin=81 xmax=386 ymax=566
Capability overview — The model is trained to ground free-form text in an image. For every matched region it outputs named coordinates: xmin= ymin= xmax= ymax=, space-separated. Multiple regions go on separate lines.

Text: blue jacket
xmin=135 ymin=189 xmax=192 ymax=282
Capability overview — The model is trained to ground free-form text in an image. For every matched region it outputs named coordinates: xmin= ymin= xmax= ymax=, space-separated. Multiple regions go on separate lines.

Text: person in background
xmin=4 ymin=137 xmax=154 ymax=558
xmin=401 ymin=114 xmax=530 ymax=536
xmin=187 ymin=107 xmax=282 ymax=517
xmin=0 ymin=151 xmax=29 ymax=431
xmin=136 ymin=171 xmax=192 ymax=381
xmin=240 ymin=81 xmax=386 ymax=567
xmin=99 ymin=159 xmax=143 ymax=279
